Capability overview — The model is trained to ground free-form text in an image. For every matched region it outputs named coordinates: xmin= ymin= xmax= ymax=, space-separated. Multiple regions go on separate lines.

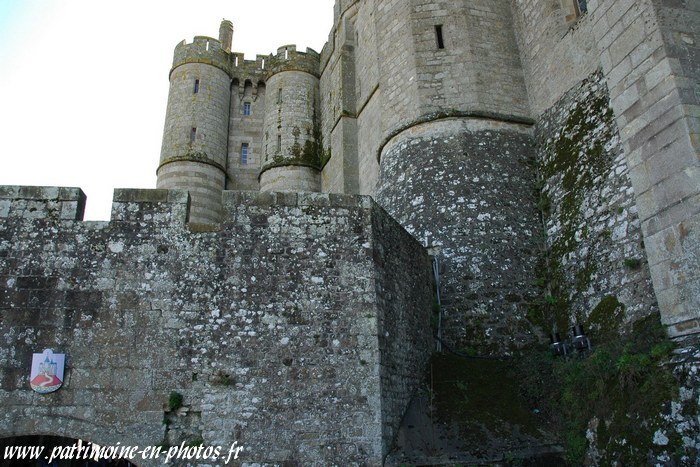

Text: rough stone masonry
xmin=1 ymin=0 xmax=699 ymax=464
xmin=0 ymin=187 xmax=432 ymax=465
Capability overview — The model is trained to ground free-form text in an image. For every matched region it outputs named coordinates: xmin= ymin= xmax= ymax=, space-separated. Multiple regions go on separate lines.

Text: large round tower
xmin=368 ymin=0 xmax=542 ymax=351
xmin=157 ymin=24 xmax=233 ymax=225
xmin=259 ymin=46 xmax=321 ymax=193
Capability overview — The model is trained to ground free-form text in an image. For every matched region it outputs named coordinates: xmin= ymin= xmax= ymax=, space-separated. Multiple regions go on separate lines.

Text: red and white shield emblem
xmin=30 ymin=349 xmax=65 ymax=394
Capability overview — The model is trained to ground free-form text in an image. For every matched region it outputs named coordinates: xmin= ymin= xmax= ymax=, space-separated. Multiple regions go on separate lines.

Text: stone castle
xmin=1 ymin=0 xmax=699 ymax=465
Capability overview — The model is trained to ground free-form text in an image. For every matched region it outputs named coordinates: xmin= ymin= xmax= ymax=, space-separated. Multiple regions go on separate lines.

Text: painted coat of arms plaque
xmin=30 ymin=349 xmax=65 ymax=394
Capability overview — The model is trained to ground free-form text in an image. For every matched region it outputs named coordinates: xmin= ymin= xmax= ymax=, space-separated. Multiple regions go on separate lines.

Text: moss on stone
xmin=535 ymin=75 xmax=618 ymax=334
xmin=585 ymin=295 xmax=625 ymax=342
xmin=515 ymin=311 xmax=682 ymax=465
xmin=264 ymin=111 xmax=325 ymax=171
xmin=431 ymin=353 xmax=549 ymax=444
xmin=168 ymin=391 xmax=183 ymax=411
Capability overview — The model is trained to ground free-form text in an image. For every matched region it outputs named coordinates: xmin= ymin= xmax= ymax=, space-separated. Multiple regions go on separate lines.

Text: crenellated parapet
xmin=171 ymin=38 xmax=318 ymax=81
xmin=229 ymin=53 xmax=267 ymax=75
xmin=265 ymin=45 xmax=320 ymax=79
xmin=0 ymin=186 xmax=191 ymax=226
xmin=171 ymin=36 xmax=232 ymax=77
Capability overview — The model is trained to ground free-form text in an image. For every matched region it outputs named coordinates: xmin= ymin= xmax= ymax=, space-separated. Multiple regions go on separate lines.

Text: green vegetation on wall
xmin=264 ymin=111 xmax=329 ymax=171
xmin=517 ymin=311 xmax=681 ymax=465
xmin=532 ymin=75 xmax=617 ymax=334
xmin=523 ymin=74 xmax=692 ymax=464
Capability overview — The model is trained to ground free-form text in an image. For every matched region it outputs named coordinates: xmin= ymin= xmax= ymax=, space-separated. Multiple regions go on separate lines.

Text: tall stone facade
xmin=155 ymin=0 xmax=699 ymax=345
xmin=1 ymin=0 xmax=699 ymax=464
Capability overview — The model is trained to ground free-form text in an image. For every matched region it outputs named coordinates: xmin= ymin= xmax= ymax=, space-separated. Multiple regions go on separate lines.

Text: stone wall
xmin=157 ymin=60 xmax=231 ymax=225
xmin=227 ymin=80 xmax=266 ymax=192
xmin=320 ymin=0 xmax=533 ymax=197
xmin=319 ymin=3 xmax=360 ymax=195
xmin=411 ymin=0 xmax=529 ymax=118
xmin=0 ymin=186 xmax=432 ymax=466
xmin=511 ymin=0 xmax=601 ymax=116
xmin=536 ymin=70 xmax=659 ymax=333
xmin=587 ymin=0 xmax=700 ymax=337
xmin=261 ymin=66 xmax=321 ymax=192
xmin=666 ymin=336 xmax=700 ymax=464
xmin=353 ymin=0 xmax=383 ymax=196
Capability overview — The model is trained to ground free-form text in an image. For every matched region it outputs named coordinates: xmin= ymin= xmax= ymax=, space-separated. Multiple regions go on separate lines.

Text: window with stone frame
xmin=243 ymin=102 xmax=251 ymax=116
xmin=241 ymin=143 xmax=249 ymax=164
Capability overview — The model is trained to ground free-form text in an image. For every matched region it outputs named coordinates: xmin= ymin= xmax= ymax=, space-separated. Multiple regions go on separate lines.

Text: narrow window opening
xmin=277 ymin=88 xmax=282 ymax=105
xmin=235 ymin=56 xmax=239 ymax=67
xmin=241 ymin=143 xmax=249 ymax=164
xmin=243 ymin=102 xmax=251 ymax=116
xmin=284 ymin=48 xmax=289 ymax=60
xmin=435 ymin=25 xmax=445 ymax=49
xmin=194 ymin=79 xmax=200 ymax=94
xmin=277 ymin=135 xmax=282 ymax=153
xmin=261 ymin=58 xmax=265 ymax=69
xmin=205 ymin=40 xmax=210 ymax=51
xmin=190 ymin=127 xmax=197 ymax=143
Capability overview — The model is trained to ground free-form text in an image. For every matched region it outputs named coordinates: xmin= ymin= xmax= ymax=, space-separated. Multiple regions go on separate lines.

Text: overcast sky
xmin=0 ymin=0 xmax=333 ymax=220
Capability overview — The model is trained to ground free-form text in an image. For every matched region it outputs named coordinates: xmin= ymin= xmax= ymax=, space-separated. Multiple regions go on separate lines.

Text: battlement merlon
xmin=0 ymin=186 xmax=191 ymax=225
xmin=111 ymin=189 xmax=190 ymax=224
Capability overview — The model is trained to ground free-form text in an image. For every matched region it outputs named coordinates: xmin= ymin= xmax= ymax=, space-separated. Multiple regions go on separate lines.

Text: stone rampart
xmin=0 ymin=187 xmax=432 ymax=465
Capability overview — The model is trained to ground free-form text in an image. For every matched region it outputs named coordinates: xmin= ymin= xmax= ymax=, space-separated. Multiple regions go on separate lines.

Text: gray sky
xmin=0 ymin=0 xmax=333 ymax=220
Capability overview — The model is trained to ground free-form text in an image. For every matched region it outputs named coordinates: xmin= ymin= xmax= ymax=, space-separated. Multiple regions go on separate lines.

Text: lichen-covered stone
xmin=536 ymin=71 xmax=658 ymax=333
xmin=377 ymin=118 xmax=541 ymax=353
xmin=0 ymin=188 xmax=432 ymax=466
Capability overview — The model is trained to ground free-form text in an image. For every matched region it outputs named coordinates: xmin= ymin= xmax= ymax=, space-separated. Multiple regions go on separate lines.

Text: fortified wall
xmin=0 ymin=187 xmax=432 ymax=465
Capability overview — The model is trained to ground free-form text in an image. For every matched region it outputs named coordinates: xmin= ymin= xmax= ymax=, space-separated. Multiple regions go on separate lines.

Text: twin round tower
xmin=157 ymin=20 xmax=323 ymax=225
